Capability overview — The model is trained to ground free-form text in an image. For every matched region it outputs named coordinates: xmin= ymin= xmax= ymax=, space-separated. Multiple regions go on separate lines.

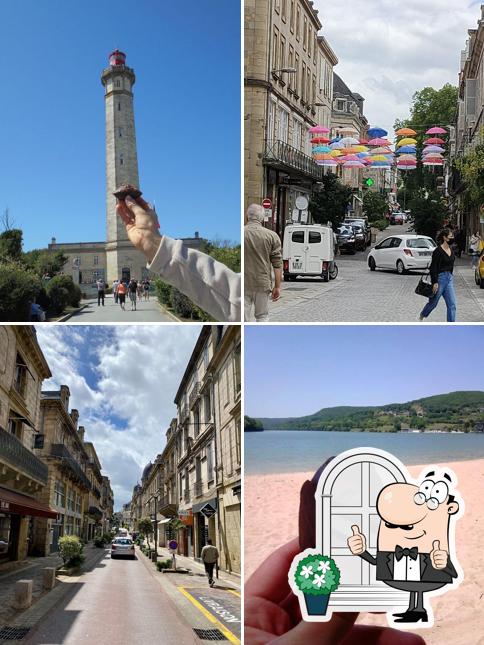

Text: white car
xmin=110 ymin=537 xmax=135 ymax=559
xmin=368 ymin=235 xmax=436 ymax=274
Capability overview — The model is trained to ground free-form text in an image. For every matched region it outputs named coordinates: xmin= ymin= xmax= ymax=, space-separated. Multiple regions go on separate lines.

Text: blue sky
xmin=1 ymin=0 xmax=240 ymax=250
xmin=245 ymin=326 xmax=484 ymax=417
xmin=35 ymin=324 xmax=200 ymax=510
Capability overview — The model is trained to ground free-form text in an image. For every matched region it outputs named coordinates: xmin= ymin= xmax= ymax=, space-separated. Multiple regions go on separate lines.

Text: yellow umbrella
xmin=397 ymin=138 xmax=418 ymax=147
xmin=396 ymin=128 xmax=417 ymax=136
xmin=370 ymin=155 xmax=391 ymax=162
xmin=330 ymin=149 xmax=342 ymax=157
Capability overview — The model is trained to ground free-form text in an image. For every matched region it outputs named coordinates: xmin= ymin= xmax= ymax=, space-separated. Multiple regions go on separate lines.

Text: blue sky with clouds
xmin=1 ymin=0 xmax=240 ymax=250
xmin=245 ymin=325 xmax=484 ymax=418
xmin=315 ymin=0 xmax=482 ymax=135
xmin=35 ymin=324 xmax=201 ymax=510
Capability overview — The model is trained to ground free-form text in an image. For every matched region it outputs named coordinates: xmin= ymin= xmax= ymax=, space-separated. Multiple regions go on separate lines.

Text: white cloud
xmin=36 ymin=325 xmax=201 ymax=509
xmin=315 ymin=0 xmax=480 ymax=134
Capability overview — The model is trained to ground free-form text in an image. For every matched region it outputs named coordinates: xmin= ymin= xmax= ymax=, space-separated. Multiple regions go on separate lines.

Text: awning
xmin=0 ymin=486 xmax=57 ymax=519
xmin=192 ymin=497 xmax=217 ymax=514
xmin=157 ymin=518 xmax=171 ymax=525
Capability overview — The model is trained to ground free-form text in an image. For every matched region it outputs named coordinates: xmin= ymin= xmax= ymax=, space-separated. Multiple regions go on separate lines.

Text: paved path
xmin=266 ymin=224 xmax=484 ymax=323
xmin=23 ymin=551 xmax=198 ymax=645
xmin=67 ymin=295 xmax=177 ymax=322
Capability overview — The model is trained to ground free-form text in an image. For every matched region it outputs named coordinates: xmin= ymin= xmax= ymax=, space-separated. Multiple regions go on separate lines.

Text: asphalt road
xmin=68 ymin=294 xmax=176 ymax=322
xmin=23 ymin=553 xmax=198 ymax=645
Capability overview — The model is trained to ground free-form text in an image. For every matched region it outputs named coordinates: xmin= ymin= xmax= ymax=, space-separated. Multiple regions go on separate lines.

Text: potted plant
xmin=292 ymin=552 xmax=340 ymax=616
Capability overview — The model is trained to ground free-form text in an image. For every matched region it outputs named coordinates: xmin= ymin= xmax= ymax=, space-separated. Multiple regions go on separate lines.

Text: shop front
xmin=0 ymin=486 xmax=57 ymax=562
xmin=177 ymin=509 xmax=194 ymax=557
xmin=192 ymin=498 xmax=217 ymax=562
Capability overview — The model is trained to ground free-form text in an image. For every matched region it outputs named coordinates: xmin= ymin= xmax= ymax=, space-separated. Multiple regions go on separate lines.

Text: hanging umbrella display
xmin=423 ymin=145 xmax=445 ymax=154
xmin=426 ymin=127 xmax=447 ymax=135
xmin=398 ymin=154 xmax=417 ymax=161
xmin=330 ymin=141 xmax=346 ymax=150
xmin=312 ymin=145 xmax=332 ymax=153
xmin=337 ymin=127 xmax=359 ymax=136
xmin=370 ymin=146 xmax=392 ymax=154
xmin=396 ymin=145 xmax=417 ymax=154
xmin=396 ymin=137 xmax=418 ymax=147
xmin=309 ymin=125 xmax=331 ymax=134
xmin=395 ymin=127 xmax=417 ymax=136
xmin=397 ymin=159 xmax=417 ymax=166
xmin=368 ymin=137 xmax=392 ymax=146
xmin=424 ymin=137 xmax=445 ymax=145
xmin=339 ymin=137 xmax=360 ymax=146
xmin=367 ymin=127 xmax=388 ymax=138
xmin=343 ymin=160 xmax=366 ymax=168
xmin=345 ymin=145 xmax=368 ymax=153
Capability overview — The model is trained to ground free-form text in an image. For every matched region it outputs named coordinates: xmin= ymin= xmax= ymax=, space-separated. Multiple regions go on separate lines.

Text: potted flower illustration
xmin=293 ymin=553 xmax=340 ymax=616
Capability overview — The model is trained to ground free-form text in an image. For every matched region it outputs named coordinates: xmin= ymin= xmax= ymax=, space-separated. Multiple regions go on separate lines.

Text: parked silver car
xmin=110 ymin=537 xmax=135 ymax=559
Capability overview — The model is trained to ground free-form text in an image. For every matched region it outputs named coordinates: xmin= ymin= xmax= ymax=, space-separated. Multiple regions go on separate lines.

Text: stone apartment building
xmin=84 ymin=442 xmax=104 ymax=540
xmin=127 ymin=326 xmax=241 ymax=573
xmin=101 ymin=476 xmax=114 ymax=533
xmin=33 ymin=388 xmax=92 ymax=555
xmin=245 ymin=0 xmax=338 ymax=236
xmin=0 ymin=327 xmax=55 ymax=562
xmin=450 ymin=5 xmax=484 ymax=238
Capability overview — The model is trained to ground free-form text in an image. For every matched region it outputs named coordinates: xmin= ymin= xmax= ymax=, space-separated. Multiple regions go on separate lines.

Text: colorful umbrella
xmin=397 ymin=137 xmax=418 ymax=147
xmin=370 ymin=155 xmax=392 ymax=162
xmin=343 ymin=160 xmax=366 ymax=168
xmin=398 ymin=165 xmax=417 ymax=171
xmin=317 ymin=160 xmax=338 ymax=167
xmin=330 ymin=141 xmax=346 ymax=150
xmin=339 ymin=154 xmax=361 ymax=161
xmin=395 ymin=127 xmax=417 ymax=136
xmin=309 ymin=125 xmax=331 ymax=133
xmin=368 ymin=137 xmax=392 ymax=146
xmin=338 ymin=127 xmax=360 ymax=136
xmin=396 ymin=145 xmax=417 ymax=154
xmin=359 ymin=139 xmax=370 ymax=144
xmin=370 ymin=147 xmax=392 ymax=154
xmin=423 ymin=145 xmax=445 ymax=154
xmin=339 ymin=137 xmax=360 ymax=145
xmin=345 ymin=145 xmax=369 ymax=153
xmin=398 ymin=159 xmax=417 ymax=166
xmin=426 ymin=127 xmax=447 ymax=135
xmin=311 ymin=137 xmax=331 ymax=144
xmin=424 ymin=137 xmax=445 ymax=145
xmin=312 ymin=145 xmax=332 ymax=153
xmin=367 ymin=127 xmax=388 ymax=138
xmin=329 ymin=149 xmax=342 ymax=157
xmin=398 ymin=154 xmax=418 ymax=161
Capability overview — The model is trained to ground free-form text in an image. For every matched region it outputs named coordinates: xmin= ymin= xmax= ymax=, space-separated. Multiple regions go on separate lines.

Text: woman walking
xmin=117 ymin=280 xmax=127 ymax=311
xmin=419 ymin=228 xmax=456 ymax=322
xmin=128 ymin=279 xmax=138 ymax=311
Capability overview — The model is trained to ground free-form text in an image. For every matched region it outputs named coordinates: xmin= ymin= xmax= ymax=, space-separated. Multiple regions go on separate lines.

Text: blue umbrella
xmin=367 ymin=127 xmax=388 ymax=138
xmin=396 ymin=145 xmax=417 ymax=154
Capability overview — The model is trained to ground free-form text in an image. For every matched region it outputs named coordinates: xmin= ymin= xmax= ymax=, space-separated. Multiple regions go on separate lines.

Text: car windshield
xmin=406 ymin=238 xmax=435 ymax=249
xmin=113 ymin=539 xmax=133 ymax=545
xmin=338 ymin=227 xmax=352 ymax=234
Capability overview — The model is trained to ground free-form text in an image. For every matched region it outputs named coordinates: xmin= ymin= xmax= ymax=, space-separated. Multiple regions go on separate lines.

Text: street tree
xmin=138 ymin=517 xmax=153 ymax=539
xmin=363 ymin=191 xmax=388 ymax=221
xmin=23 ymin=248 xmax=68 ymax=277
xmin=0 ymin=229 xmax=23 ymax=262
xmin=309 ymin=173 xmax=353 ymax=229
xmin=409 ymin=190 xmax=447 ymax=239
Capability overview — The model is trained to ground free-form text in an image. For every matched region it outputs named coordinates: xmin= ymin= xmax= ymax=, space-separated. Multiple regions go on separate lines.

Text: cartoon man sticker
xmin=347 ymin=469 xmax=461 ymax=624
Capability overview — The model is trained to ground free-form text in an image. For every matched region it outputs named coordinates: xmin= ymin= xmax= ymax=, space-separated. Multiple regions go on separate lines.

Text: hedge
xmin=0 ymin=262 xmax=43 ymax=321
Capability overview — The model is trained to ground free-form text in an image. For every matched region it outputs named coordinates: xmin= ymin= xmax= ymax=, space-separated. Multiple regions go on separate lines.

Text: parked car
xmin=0 ymin=540 xmax=8 ymax=555
xmin=283 ymin=224 xmax=336 ymax=282
xmin=344 ymin=218 xmax=371 ymax=246
xmin=111 ymin=538 xmax=135 ymax=559
xmin=350 ymin=224 xmax=367 ymax=251
xmin=389 ymin=212 xmax=405 ymax=225
xmin=368 ymin=234 xmax=436 ymax=274
xmin=475 ymin=251 xmax=484 ymax=289
xmin=336 ymin=225 xmax=356 ymax=254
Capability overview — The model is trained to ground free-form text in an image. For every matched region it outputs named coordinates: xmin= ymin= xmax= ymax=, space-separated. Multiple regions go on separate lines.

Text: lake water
xmin=245 ymin=430 xmax=484 ymax=475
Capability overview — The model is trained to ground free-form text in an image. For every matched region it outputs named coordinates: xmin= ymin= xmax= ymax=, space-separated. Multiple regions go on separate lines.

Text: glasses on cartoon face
xmin=414 ymin=479 xmax=449 ymax=510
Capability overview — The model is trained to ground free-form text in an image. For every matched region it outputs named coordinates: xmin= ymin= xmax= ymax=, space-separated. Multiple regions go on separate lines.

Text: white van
xmin=283 ymin=224 xmax=335 ymax=282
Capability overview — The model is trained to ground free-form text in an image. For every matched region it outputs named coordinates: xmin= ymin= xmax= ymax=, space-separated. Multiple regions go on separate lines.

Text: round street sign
xmin=168 ymin=539 xmax=178 ymax=551
xmin=295 ymin=195 xmax=309 ymax=210
xmin=262 ymin=198 xmax=272 ymax=209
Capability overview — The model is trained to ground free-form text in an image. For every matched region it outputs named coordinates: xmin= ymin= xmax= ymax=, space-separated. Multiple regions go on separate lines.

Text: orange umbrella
xmin=396 ymin=127 xmax=417 ymax=136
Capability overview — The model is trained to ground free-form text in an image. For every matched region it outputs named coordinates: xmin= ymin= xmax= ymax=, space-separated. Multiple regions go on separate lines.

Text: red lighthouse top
xmin=109 ymin=49 xmax=126 ymax=66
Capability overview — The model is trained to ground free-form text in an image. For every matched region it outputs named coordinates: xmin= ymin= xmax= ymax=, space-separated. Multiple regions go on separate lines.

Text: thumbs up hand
xmin=430 ymin=539 xmax=448 ymax=570
xmin=347 ymin=525 xmax=366 ymax=555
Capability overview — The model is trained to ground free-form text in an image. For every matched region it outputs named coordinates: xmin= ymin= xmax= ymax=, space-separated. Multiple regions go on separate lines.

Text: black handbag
xmin=415 ymin=273 xmax=434 ymax=298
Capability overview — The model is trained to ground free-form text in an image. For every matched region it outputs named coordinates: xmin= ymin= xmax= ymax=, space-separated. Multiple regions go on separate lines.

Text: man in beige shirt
xmin=244 ymin=204 xmax=282 ymax=322
xmin=201 ymin=539 xmax=219 ymax=587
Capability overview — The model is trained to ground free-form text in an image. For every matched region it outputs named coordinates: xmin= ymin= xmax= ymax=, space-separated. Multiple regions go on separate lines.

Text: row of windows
xmin=268 ymin=103 xmax=312 ymax=155
xmin=275 ymin=0 xmax=318 ymax=58
xmin=72 ymin=256 xmax=99 ymax=266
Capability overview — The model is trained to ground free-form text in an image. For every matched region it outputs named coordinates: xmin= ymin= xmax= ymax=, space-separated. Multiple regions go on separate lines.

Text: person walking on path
xmin=117 ymin=280 xmax=127 ymax=311
xmin=96 ymin=279 xmax=105 ymax=306
xmin=143 ymin=279 xmax=151 ymax=301
xmin=112 ymin=279 xmax=119 ymax=304
xmin=244 ymin=204 xmax=282 ymax=322
xmin=128 ymin=279 xmax=138 ymax=311
xmin=201 ymin=539 xmax=219 ymax=588
xmin=420 ymin=228 xmax=457 ymax=322
xmin=469 ymin=232 xmax=482 ymax=269
xmin=137 ymin=280 xmax=143 ymax=300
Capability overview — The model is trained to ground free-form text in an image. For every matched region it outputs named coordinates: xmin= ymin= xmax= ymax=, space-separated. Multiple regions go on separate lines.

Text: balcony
xmin=88 ymin=505 xmax=102 ymax=519
xmin=92 ymin=486 xmax=101 ymax=499
xmin=180 ymin=404 xmax=189 ymax=423
xmin=0 ymin=426 xmax=48 ymax=485
xmin=194 ymin=480 xmax=203 ymax=498
xmin=189 ymin=382 xmax=200 ymax=409
xmin=264 ymin=139 xmax=325 ymax=180
xmin=51 ymin=444 xmax=91 ymax=490
xmin=184 ymin=488 xmax=190 ymax=502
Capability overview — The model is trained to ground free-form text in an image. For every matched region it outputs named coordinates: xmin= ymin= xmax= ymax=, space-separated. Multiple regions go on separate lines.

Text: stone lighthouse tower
xmin=101 ymin=50 xmax=145 ymax=283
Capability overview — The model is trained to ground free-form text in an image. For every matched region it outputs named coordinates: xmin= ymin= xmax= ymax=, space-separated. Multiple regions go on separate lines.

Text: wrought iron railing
xmin=194 ymin=480 xmax=203 ymax=498
xmin=51 ymin=444 xmax=91 ymax=490
xmin=88 ymin=505 xmax=102 ymax=518
xmin=264 ymin=139 xmax=324 ymax=180
xmin=0 ymin=426 xmax=48 ymax=484
xmin=189 ymin=382 xmax=200 ymax=409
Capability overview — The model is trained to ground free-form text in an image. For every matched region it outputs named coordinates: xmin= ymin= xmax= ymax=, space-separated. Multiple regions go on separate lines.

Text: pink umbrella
xmin=423 ymin=145 xmax=445 ymax=154
xmin=424 ymin=137 xmax=445 ymax=145
xmin=343 ymin=160 xmax=366 ymax=168
xmin=426 ymin=127 xmax=447 ymax=135
xmin=309 ymin=125 xmax=331 ymax=133
xmin=339 ymin=154 xmax=361 ymax=161
xmin=368 ymin=137 xmax=392 ymax=146
xmin=397 ymin=159 xmax=417 ymax=166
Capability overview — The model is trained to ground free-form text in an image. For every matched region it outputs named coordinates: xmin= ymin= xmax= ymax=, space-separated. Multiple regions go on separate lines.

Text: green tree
xmin=309 ymin=173 xmax=352 ymax=229
xmin=455 ymin=139 xmax=484 ymax=210
xmin=23 ymin=249 xmax=68 ymax=277
xmin=0 ymin=262 xmax=43 ymax=321
xmin=0 ymin=229 xmax=23 ymax=262
xmin=138 ymin=517 xmax=153 ymax=538
xmin=363 ymin=191 xmax=388 ymax=221
xmin=408 ymin=191 xmax=447 ymax=239
xmin=244 ymin=415 xmax=264 ymax=431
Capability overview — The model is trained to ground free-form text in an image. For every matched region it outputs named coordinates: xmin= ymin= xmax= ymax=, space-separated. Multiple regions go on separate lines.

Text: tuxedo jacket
xmin=359 ymin=550 xmax=458 ymax=584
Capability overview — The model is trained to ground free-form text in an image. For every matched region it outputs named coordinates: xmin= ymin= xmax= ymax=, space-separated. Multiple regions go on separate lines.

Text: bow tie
xmin=395 ymin=546 xmax=418 ymax=561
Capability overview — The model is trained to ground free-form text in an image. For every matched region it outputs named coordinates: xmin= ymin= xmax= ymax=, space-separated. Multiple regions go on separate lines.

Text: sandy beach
xmin=245 ymin=460 xmax=484 ymax=645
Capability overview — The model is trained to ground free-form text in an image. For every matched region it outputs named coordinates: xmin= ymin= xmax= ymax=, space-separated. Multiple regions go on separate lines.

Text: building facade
xmin=0 ymin=327 xmax=55 ymax=562
xmin=84 ymin=442 xmax=104 ymax=540
xmin=101 ymin=476 xmax=114 ymax=533
xmin=450 ymin=5 xmax=484 ymax=238
xmin=245 ymin=0 xmax=338 ymax=236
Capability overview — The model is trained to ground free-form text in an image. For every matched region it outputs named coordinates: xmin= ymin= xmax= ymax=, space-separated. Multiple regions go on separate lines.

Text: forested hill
xmin=250 ymin=391 xmax=484 ymax=432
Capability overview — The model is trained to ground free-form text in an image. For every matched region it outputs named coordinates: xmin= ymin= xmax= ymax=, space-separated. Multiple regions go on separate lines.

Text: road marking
xmin=227 ymin=589 xmax=241 ymax=597
xmin=178 ymin=587 xmax=240 ymax=644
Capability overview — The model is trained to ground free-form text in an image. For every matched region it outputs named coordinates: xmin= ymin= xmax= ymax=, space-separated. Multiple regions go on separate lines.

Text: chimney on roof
xmin=78 ymin=425 xmax=85 ymax=442
xmin=70 ymin=409 xmax=79 ymax=430
xmin=51 ymin=237 xmax=56 ymax=245
xmin=195 ymin=231 xmax=199 ymax=238
xmin=60 ymin=385 xmax=70 ymax=410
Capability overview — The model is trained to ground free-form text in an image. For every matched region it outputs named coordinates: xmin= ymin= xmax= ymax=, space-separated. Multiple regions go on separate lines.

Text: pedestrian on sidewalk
xmin=244 ymin=204 xmax=282 ymax=322
xmin=470 ymin=232 xmax=482 ymax=269
xmin=116 ymin=195 xmax=241 ymax=321
xmin=137 ymin=280 xmax=143 ymax=300
xmin=117 ymin=280 xmax=127 ymax=311
xmin=419 ymin=228 xmax=457 ymax=322
xmin=201 ymin=539 xmax=219 ymax=588
xmin=96 ymin=278 xmax=105 ymax=306
xmin=128 ymin=278 xmax=138 ymax=310
xmin=143 ymin=279 xmax=151 ymax=301
xmin=112 ymin=279 xmax=120 ymax=304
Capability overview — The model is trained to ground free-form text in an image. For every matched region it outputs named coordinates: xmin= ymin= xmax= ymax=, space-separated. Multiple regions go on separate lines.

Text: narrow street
xmin=14 ymin=547 xmax=240 ymax=645
xmin=268 ymin=224 xmax=484 ymax=322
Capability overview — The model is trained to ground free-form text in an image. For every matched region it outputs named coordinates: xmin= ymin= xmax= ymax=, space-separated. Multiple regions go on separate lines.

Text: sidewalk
xmin=146 ymin=540 xmax=241 ymax=590
xmin=0 ymin=544 xmax=106 ymax=633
